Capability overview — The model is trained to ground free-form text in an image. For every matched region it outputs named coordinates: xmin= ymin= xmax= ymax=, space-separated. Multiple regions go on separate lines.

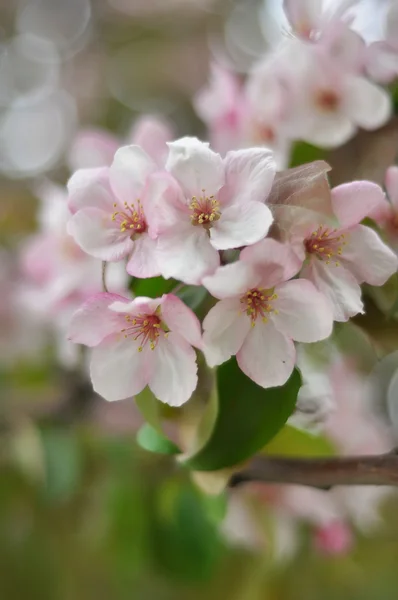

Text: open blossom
xmin=283 ymin=0 xmax=358 ymax=41
xmin=152 ymin=137 xmax=275 ymax=285
xmin=369 ymin=166 xmax=398 ymax=250
xmin=271 ymin=181 xmax=398 ymax=322
xmin=366 ymin=2 xmax=398 ymax=83
xmin=201 ymin=240 xmax=333 ymax=388
xmin=68 ymin=293 xmax=202 ymax=406
xmin=279 ymin=41 xmax=391 ymax=147
xmin=67 ymin=146 xmax=161 ymax=278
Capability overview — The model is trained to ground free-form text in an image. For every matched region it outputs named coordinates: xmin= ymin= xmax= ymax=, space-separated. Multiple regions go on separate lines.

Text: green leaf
xmin=131 ymin=276 xmax=176 ymax=298
xmin=152 ymin=482 xmax=223 ymax=582
xmin=40 ymin=428 xmax=82 ymax=503
xmin=182 ymin=359 xmax=301 ymax=471
xmin=176 ymin=285 xmax=208 ymax=311
xmin=136 ymin=424 xmax=181 ymax=455
xmin=289 ymin=141 xmax=326 ymax=168
xmin=263 ymin=424 xmax=336 ymax=457
xmin=135 ymin=387 xmax=163 ymax=433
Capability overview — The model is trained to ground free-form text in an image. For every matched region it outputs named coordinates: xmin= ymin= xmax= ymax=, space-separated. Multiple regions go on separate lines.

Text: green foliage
xmin=136 ymin=424 xmax=181 ymax=455
xmin=182 ymin=359 xmax=302 ymax=471
xmin=289 ymin=142 xmax=326 ymax=168
xmin=131 ymin=276 xmax=177 ymax=297
xmin=151 ymin=481 xmax=224 ymax=582
xmin=263 ymin=424 xmax=336 ymax=457
xmin=40 ymin=427 xmax=82 ymax=503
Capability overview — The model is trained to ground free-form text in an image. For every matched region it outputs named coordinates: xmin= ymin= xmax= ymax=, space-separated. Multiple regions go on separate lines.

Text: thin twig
xmin=102 ymin=261 xmax=109 ymax=293
xmin=229 ymin=450 xmax=398 ymax=490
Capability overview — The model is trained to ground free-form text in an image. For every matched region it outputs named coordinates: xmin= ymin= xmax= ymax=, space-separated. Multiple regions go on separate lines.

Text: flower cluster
xmin=67 ymin=136 xmax=397 ymax=406
xmin=195 ymin=0 xmax=397 ymax=167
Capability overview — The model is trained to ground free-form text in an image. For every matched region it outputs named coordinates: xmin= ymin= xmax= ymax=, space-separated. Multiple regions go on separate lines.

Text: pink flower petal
xmin=241 ymin=238 xmax=302 ymax=287
xmin=90 ymin=336 xmax=149 ymax=401
xmin=237 ymin=320 xmax=296 ymax=388
xmin=210 ymin=201 xmax=273 ymax=250
xmin=67 ymin=207 xmax=133 ymax=261
xmin=301 ymin=259 xmax=363 ymax=322
xmin=128 ymin=115 xmax=174 ymax=166
xmin=221 ymin=147 xmax=276 ymax=206
xmin=126 ymin=234 xmax=160 ymax=278
xmin=343 ymin=76 xmax=391 ymax=130
xmin=157 ymin=225 xmax=220 ymax=285
xmin=340 ymin=225 xmax=398 ymax=285
xmin=203 ymin=298 xmax=251 ymax=367
xmin=202 ymin=261 xmax=261 ymax=300
xmin=303 ymin=112 xmax=356 ymax=148
xmin=283 ymin=0 xmax=320 ymax=36
xmin=67 ymin=167 xmax=113 ymax=214
xmin=68 ymin=129 xmax=119 ymax=171
xmin=68 ymin=293 xmax=129 ymax=347
xmin=109 ymin=145 xmax=157 ymax=204
xmin=144 ymin=172 xmax=187 ymax=236
xmin=148 ymin=332 xmax=198 ymax=406
xmin=166 ymin=137 xmax=225 ymax=198
xmin=161 ymin=294 xmax=202 ymax=348
xmin=331 ymin=181 xmax=386 ymax=229
xmin=271 ymin=279 xmax=333 ymax=343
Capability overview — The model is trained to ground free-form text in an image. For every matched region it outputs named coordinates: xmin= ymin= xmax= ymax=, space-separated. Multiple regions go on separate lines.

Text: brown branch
xmin=229 ymin=451 xmax=398 ymax=490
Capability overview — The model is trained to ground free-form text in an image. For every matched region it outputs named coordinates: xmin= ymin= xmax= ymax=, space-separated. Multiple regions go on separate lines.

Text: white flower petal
xmin=126 ymin=234 xmax=160 ymax=278
xmin=271 ymin=279 xmax=333 ymax=343
xmin=161 ymin=294 xmax=202 ymax=348
xmin=67 ymin=207 xmax=133 ymax=261
xmin=90 ymin=337 xmax=149 ymax=401
xmin=222 ymin=147 xmax=276 ymax=206
xmin=203 ymin=298 xmax=251 ymax=367
xmin=202 ymin=261 xmax=261 ymax=300
xmin=301 ymin=259 xmax=363 ymax=322
xmin=341 ymin=225 xmax=398 ymax=286
xmin=67 ymin=167 xmax=113 ymax=214
xmin=157 ymin=225 xmax=220 ymax=285
xmin=343 ymin=76 xmax=392 ymax=130
xmin=237 ymin=320 xmax=296 ymax=388
xmin=166 ymin=136 xmax=225 ymax=198
xmin=68 ymin=293 xmax=129 ymax=347
xmin=109 ymin=145 xmax=157 ymax=204
xmin=148 ymin=333 xmax=198 ymax=406
xmin=210 ymin=201 xmax=273 ymax=250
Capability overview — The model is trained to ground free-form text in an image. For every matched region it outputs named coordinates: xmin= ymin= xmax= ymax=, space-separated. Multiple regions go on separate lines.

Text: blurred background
xmin=3 ymin=0 xmax=398 ymax=598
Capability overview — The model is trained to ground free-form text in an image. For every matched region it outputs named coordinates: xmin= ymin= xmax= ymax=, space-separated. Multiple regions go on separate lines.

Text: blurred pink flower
xmin=68 ymin=114 xmax=174 ymax=170
xmin=366 ymin=3 xmax=398 ymax=83
xmin=369 ymin=166 xmax=398 ymax=249
xmin=68 ymin=293 xmax=202 ymax=406
xmin=202 ymin=240 xmax=333 ymax=388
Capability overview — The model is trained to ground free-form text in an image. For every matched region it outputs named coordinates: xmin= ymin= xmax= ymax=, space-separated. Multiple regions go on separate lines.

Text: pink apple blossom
xmin=201 ymin=240 xmax=333 ymax=388
xmin=67 ymin=145 xmax=161 ymax=278
xmin=22 ymin=180 xmax=127 ymax=311
xmin=68 ymin=114 xmax=174 ymax=170
xmin=366 ymin=2 xmax=398 ymax=83
xmin=369 ymin=166 xmax=398 ymax=250
xmin=281 ymin=41 xmax=391 ymax=147
xmin=152 ymin=137 xmax=276 ymax=285
xmin=270 ymin=180 xmax=398 ymax=322
xmin=68 ymin=293 xmax=202 ymax=406
xmin=283 ymin=0 xmax=359 ymax=41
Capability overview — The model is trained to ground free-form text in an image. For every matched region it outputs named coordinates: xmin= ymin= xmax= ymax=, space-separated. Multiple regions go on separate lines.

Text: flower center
xmin=315 ymin=89 xmax=340 ymax=112
xmin=111 ymin=200 xmax=147 ymax=237
xmin=305 ymin=225 xmax=346 ymax=266
xmin=190 ymin=190 xmax=221 ymax=229
xmin=240 ymin=288 xmax=278 ymax=326
xmin=121 ymin=313 xmax=167 ymax=351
